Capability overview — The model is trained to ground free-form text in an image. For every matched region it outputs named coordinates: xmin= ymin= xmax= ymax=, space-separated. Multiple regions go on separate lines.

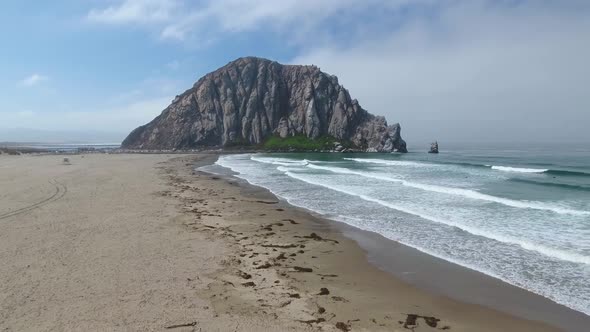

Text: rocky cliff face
xmin=122 ymin=57 xmax=407 ymax=152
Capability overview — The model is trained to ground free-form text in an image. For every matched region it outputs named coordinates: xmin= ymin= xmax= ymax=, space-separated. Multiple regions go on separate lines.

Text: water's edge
xmin=197 ymin=154 xmax=590 ymax=332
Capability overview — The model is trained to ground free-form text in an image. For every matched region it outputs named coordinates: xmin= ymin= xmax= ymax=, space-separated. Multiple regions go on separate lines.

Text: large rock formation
xmin=122 ymin=57 xmax=407 ymax=152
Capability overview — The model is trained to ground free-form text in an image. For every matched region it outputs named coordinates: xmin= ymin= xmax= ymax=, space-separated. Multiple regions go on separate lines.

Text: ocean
xmin=207 ymin=143 xmax=590 ymax=316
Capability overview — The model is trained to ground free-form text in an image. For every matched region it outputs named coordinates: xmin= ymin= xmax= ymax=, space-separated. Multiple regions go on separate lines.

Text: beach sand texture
xmin=0 ymin=153 xmax=562 ymax=331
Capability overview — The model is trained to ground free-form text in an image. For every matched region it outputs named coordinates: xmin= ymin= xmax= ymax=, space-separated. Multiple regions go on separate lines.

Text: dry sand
xmin=0 ymin=153 xmax=571 ymax=331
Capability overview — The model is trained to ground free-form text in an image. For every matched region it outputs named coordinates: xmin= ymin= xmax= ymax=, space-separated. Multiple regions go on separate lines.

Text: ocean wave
xmin=491 ymin=165 xmax=590 ymax=177
xmin=491 ymin=166 xmax=548 ymax=173
xmin=306 ymin=164 xmax=590 ymax=216
xmin=343 ymin=158 xmax=434 ymax=167
xmin=545 ymin=169 xmax=590 ymax=177
xmin=438 ymin=161 xmax=491 ymax=168
xmin=280 ymin=169 xmax=590 ymax=266
xmin=346 ymin=157 xmax=590 ymax=177
xmin=216 ymin=155 xmax=590 ymax=315
xmin=508 ymin=178 xmax=590 ymax=192
xmin=250 ymin=156 xmax=309 ymax=167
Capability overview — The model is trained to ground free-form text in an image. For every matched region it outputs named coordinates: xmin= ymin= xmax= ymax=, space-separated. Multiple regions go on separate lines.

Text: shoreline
xmin=202 ymin=153 xmax=590 ymax=331
xmin=0 ymin=152 xmax=586 ymax=331
xmin=333 ymin=218 xmax=590 ymax=331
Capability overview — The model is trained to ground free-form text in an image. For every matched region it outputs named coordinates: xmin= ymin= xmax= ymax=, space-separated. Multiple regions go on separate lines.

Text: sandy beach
xmin=0 ymin=153 xmax=585 ymax=331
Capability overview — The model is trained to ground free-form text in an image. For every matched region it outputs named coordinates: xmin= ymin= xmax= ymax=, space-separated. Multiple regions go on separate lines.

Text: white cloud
xmin=160 ymin=24 xmax=186 ymax=40
xmin=292 ymin=1 xmax=590 ymax=143
xmin=87 ymin=0 xmax=178 ymax=24
xmin=20 ymin=74 xmax=48 ymax=87
xmin=87 ymin=0 xmax=431 ymax=42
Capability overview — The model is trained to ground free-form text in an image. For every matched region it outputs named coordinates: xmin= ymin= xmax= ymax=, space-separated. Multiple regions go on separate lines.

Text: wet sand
xmin=0 ymin=153 xmax=586 ymax=331
xmin=336 ymin=221 xmax=590 ymax=332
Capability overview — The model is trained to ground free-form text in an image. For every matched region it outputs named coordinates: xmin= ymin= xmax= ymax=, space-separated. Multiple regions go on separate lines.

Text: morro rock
xmin=122 ymin=57 xmax=407 ymax=152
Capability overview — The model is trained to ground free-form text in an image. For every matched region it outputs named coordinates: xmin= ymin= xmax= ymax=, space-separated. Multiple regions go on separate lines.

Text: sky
xmin=0 ymin=0 xmax=589 ymax=144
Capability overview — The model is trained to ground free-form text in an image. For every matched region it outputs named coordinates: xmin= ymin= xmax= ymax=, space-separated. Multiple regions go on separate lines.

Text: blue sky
xmin=1 ymin=0 xmax=589 ymax=143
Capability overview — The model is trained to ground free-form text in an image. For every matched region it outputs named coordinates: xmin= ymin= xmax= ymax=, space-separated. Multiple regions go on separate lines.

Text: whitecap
xmin=307 ymin=163 xmax=590 ymax=216
xmin=491 ymin=165 xmax=548 ymax=173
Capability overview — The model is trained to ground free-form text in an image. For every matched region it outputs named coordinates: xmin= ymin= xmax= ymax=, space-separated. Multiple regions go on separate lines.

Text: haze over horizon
xmin=1 ymin=0 xmax=589 ymax=144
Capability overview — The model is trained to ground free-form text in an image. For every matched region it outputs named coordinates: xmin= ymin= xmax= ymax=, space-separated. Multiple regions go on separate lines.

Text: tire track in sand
xmin=0 ymin=179 xmax=67 ymax=220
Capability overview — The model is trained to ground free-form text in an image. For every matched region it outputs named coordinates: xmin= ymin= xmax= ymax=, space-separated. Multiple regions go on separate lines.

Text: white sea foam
xmin=491 ymin=165 xmax=548 ymax=173
xmin=347 ymin=157 xmax=550 ymax=174
xmin=250 ymin=156 xmax=309 ymax=167
xmin=216 ymin=155 xmax=590 ymax=316
xmin=279 ymin=168 xmax=590 ymax=266
xmin=344 ymin=158 xmax=434 ymax=167
xmin=307 ymin=163 xmax=590 ymax=216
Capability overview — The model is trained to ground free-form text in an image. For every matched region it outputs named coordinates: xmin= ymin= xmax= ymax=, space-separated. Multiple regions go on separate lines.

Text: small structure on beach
xmin=429 ymin=141 xmax=439 ymax=154
xmin=63 ymin=157 xmax=71 ymax=165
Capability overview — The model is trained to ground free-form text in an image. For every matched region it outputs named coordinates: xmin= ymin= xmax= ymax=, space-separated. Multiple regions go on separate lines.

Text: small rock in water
xmin=428 ymin=141 xmax=439 ymax=154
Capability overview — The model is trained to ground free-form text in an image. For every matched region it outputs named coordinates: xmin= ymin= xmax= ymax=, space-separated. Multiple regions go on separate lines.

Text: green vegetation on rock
xmin=262 ymin=135 xmax=351 ymax=151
